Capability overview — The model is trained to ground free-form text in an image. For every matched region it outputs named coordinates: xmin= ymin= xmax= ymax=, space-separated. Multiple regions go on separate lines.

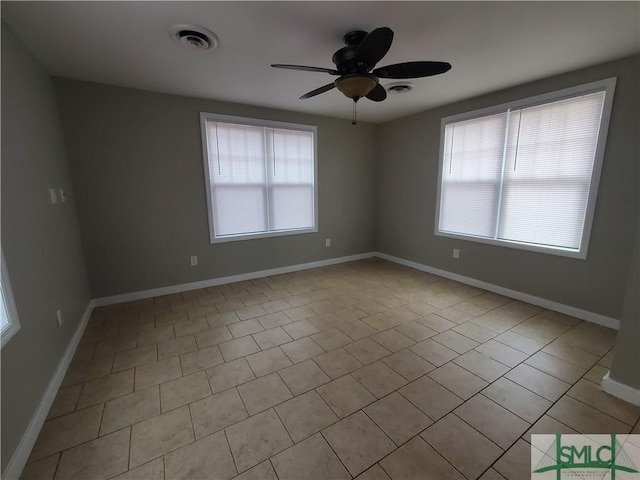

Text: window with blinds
xmin=1 ymin=249 xmax=20 ymax=348
xmin=200 ymin=113 xmax=317 ymax=243
xmin=436 ymin=78 xmax=616 ymax=259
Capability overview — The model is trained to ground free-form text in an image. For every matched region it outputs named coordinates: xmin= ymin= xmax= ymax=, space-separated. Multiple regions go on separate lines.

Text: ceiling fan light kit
xmin=272 ymin=27 xmax=451 ymax=124
xmin=335 ymin=74 xmax=377 ymax=100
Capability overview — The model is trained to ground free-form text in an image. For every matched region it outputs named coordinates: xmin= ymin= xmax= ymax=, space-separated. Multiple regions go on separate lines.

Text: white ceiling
xmin=2 ymin=1 xmax=639 ymax=123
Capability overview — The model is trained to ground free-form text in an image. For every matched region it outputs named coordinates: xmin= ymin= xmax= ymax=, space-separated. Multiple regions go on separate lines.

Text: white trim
xmin=200 ymin=112 xmax=217 ymax=244
xmin=374 ymin=252 xmax=620 ymax=330
xmin=93 ymin=253 xmax=376 ymax=306
xmin=94 ymin=249 xmax=619 ymax=330
xmin=442 ymin=77 xmax=617 ymax=125
xmin=580 ymin=78 xmax=616 ymax=258
xmin=601 ymin=371 xmax=640 ymax=406
xmin=433 ymin=231 xmax=589 ymax=259
xmin=2 ymin=301 xmax=95 ymax=480
xmin=208 ymin=227 xmax=318 ymax=245
xmin=1 ymin=249 xmax=22 ymax=348
xmin=200 ymin=112 xmax=318 ymax=133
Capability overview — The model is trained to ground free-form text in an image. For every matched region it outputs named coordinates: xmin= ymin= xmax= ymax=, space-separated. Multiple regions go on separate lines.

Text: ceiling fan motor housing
xmin=332 ymin=30 xmax=375 ymax=74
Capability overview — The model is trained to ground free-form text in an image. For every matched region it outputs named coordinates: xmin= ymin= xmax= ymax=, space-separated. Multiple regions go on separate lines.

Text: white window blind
xmin=439 ymin=112 xmax=507 ymax=238
xmin=201 ymin=114 xmax=317 ymax=242
xmin=437 ymin=78 xmax=615 ymax=258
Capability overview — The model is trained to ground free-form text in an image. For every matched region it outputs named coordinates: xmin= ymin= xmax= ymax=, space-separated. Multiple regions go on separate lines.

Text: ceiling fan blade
xmin=271 ymin=64 xmax=340 ymax=75
xmin=373 ymin=61 xmax=452 ymax=79
xmin=366 ymin=83 xmax=387 ymax=102
xmin=300 ymin=83 xmax=336 ymax=99
xmin=354 ymin=27 xmax=394 ymax=69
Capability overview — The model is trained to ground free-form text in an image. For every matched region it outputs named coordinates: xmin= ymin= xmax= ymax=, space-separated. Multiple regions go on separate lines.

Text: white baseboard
xmin=93 ymin=252 xmax=377 ymax=306
xmin=95 ymin=250 xmax=620 ymax=329
xmin=5 ymin=251 xmax=627 ymax=478
xmin=601 ymin=371 xmax=640 ymax=406
xmin=3 ymin=300 xmax=95 ymax=480
xmin=374 ymin=252 xmax=620 ymax=330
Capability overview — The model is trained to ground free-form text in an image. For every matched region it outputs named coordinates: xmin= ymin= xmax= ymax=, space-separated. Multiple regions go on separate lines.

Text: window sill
xmin=435 ymin=230 xmax=588 ymax=260
xmin=210 ymin=227 xmax=318 ymax=244
xmin=1 ymin=321 xmax=20 ymax=348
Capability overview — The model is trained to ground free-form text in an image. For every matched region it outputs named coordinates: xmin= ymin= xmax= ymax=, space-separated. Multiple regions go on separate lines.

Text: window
xmin=200 ymin=113 xmax=317 ymax=243
xmin=1 ymin=249 xmax=21 ymax=347
xmin=435 ymin=78 xmax=616 ymax=259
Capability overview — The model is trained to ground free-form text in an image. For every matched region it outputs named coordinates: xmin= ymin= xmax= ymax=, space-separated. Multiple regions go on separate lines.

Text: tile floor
xmin=21 ymin=258 xmax=640 ymax=480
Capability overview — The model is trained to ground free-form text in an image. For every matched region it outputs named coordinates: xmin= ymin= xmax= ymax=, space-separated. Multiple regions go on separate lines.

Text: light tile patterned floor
xmin=22 ymin=259 xmax=640 ymax=479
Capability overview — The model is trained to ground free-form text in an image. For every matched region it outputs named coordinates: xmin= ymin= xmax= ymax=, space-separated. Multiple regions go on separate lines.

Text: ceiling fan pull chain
xmin=352 ymin=100 xmax=357 ymax=125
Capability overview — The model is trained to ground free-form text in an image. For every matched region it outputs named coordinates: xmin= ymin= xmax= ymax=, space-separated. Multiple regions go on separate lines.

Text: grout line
xmin=233 ymin=386 xmax=252 ymax=420
xmin=185 ymin=399 xmax=197 ymax=442
xmin=479 ymin=346 xmax=630 ymax=477
xmin=50 ymin=451 xmax=63 ymax=480
xmin=127 ymin=424 xmax=133 ymax=472
xmin=267 ymin=458 xmax=281 ymax=480
xmin=270 ymin=405 xmax=295 ymax=446
xmin=222 ymin=428 xmax=240 ymax=476
xmin=557 ymin=393 xmax=636 ymax=428
xmin=375 ymin=415 xmax=470 ymax=480
xmin=318 ymin=428 xmax=354 ymax=477
xmin=162 ymin=455 xmax=167 ymax=480
xmin=29 ymin=260 xmax=629 ymax=480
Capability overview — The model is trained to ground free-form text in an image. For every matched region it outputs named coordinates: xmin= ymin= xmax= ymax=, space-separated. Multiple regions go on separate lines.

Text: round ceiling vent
xmin=386 ymin=82 xmax=414 ymax=94
xmin=169 ymin=24 xmax=219 ymax=50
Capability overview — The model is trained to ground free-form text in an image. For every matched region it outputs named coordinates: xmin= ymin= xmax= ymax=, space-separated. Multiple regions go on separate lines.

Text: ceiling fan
xmin=272 ymin=27 xmax=451 ymax=123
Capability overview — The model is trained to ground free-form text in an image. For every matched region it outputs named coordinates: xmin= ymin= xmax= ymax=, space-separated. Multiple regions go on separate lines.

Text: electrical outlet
xmin=453 ymin=248 xmax=460 ymax=259
xmin=325 ymin=238 xmax=331 ymax=247
xmin=56 ymin=309 xmax=63 ymax=327
xmin=190 ymin=255 xmax=198 ymax=266
xmin=59 ymin=188 xmax=67 ymax=202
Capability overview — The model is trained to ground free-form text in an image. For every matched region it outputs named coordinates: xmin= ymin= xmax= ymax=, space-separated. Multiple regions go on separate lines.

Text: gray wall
xmin=610 ymin=226 xmax=639 ymax=389
xmin=1 ymin=25 xmax=91 ymax=473
xmin=375 ymin=55 xmax=639 ymax=319
xmin=53 ymin=79 xmax=377 ymax=298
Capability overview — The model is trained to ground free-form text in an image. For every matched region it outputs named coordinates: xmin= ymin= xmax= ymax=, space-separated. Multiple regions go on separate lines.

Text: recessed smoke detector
xmin=169 ymin=24 xmax=219 ymax=50
xmin=386 ymin=82 xmax=414 ymax=94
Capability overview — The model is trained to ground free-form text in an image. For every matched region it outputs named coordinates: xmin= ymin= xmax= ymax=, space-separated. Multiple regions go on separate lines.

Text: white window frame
xmin=200 ymin=113 xmax=318 ymax=244
xmin=435 ymin=77 xmax=616 ymax=259
xmin=1 ymin=249 xmax=21 ymax=348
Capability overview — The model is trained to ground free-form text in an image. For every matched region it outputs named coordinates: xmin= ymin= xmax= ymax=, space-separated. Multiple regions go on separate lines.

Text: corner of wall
xmin=2 ymin=302 xmax=94 ymax=480
xmin=1 ymin=23 xmax=93 ymax=475
xmin=601 ymin=371 xmax=640 ymax=407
